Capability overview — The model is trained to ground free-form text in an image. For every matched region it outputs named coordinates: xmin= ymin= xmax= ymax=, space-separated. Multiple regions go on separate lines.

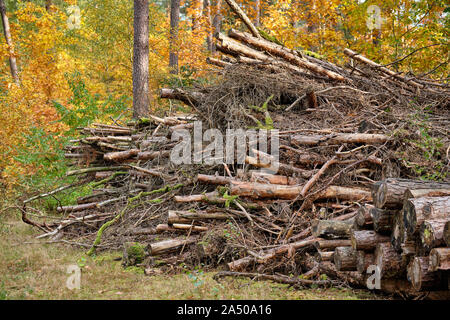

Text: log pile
xmin=306 ymin=179 xmax=450 ymax=296
xmin=20 ymin=0 xmax=449 ymax=299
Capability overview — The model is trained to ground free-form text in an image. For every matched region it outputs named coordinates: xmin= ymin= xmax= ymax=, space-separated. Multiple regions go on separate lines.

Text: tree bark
xmin=404 ymin=188 xmax=450 ymax=201
xmin=133 ymin=0 xmax=150 ymax=119
xmin=375 ymin=242 xmax=405 ymax=278
xmin=445 ymin=221 xmax=450 ymax=247
xmin=356 ymin=251 xmax=375 ymax=273
xmin=351 ymin=230 xmax=390 ymax=251
xmin=371 ymin=178 xmax=450 ymax=209
xmin=0 ymin=0 xmax=20 ymax=85
xmin=370 ymin=207 xmax=396 ymax=234
xmin=354 ymin=204 xmax=374 ymax=229
xmin=169 ymin=0 xmax=180 ymax=73
xmin=168 ymin=210 xmax=230 ymax=224
xmin=149 ymin=239 xmax=195 ymax=255
xmin=404 ymin=196 xmax=450 ymax=236
xmin=291 ymin=133 xmax=388 ymax=147
xmin=311 ymin=219 xmax=353 ymax=239
xmin=333 ymin=246 xmax=357 ymax=271
xmin=313 ymin=239 xmax=351 ymax=250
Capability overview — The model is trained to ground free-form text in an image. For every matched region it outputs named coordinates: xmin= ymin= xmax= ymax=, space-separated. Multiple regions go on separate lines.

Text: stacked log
xmin=312 ymin=178 xmax=450 ymax=295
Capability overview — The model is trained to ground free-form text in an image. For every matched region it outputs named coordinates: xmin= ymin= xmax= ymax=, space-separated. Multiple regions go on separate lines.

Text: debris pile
xmin=21 ymin=0 xmax=449 ymax=298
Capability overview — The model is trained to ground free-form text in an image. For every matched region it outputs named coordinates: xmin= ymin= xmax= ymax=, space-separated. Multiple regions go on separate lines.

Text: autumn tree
xmin=133 ymin=0 xmax=150 ymax=119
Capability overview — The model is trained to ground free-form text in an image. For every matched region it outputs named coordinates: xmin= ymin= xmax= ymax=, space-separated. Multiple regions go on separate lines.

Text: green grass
xmin=0 ymin=210 xmax=384 ymax=300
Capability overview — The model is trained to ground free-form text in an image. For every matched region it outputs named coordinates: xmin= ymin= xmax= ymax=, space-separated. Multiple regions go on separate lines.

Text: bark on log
xmin=137 ymin=150 xmax=171 ymax=161
xmin=370 ymin=207 xmax=396 ymax=234
xmin=156 ymin=223 xmax=208 ymax=233
xmin=249 ymin=171 xmax=299 ymax=185
xmin=315 ymin=251 xmax=334 ymax=262
xmin=197 ymin=174 xmax=236 ymax=185
xmin=404 ymin=188 xmax=450 ymax=201
xmin=418 ymin=219 xmax=449 ymax=253
xmin=159 ymin=88 xmax=203 ymax=107
xmin=334 ymin=246 xmax=357 ymax=271
xmin=315 ymin=186 xmax=372 ymax=202
xmin=56 ymin=202 xmax=98 ymax=213
xmin=230 ymin=181 xmax=302 ymax=200
xmin=311 ymin=220 xmax=353 ymax=239
xmin=351 ymin=230 xmax=390 ymax=251
xmin=371 ymin=178 xmax=450 ymax=208
xmin=355 ymin=204 xmax=374 ymax=229
xmin=344 ymin=48 xmax=422 ymax=88
xmin=104 ymin=149 xmax=140 ymax=162
xmin=404 ymin=196 xmax=450 ymax=236
xmin=228 ymin=256 xmax=256 ymax=272
xmin=245 ymin=155 xmax=313 ymax=179
xmin=148 ymin=239 xmax=195 ymax=255
xmin=391 ymin=210 xmax=407 ymax=252
xmin=168 ymin=210 xmax=230 ymax=224
xmin=291 ymin=133 xmax=388 ymax=146
xmin=223 ymin=0 xmax=261 ymax=38
xmin=228 ymin=29 xmax=346 ymax=82
xmin=314 ymin=239 xmax=352 ymax=251
xmin=375 ymin=242 xmax=405 ymax=278
xmin=445 ymin=221 xmax=450 ymax=247
xmin=409 ymin=256 xmax=446 ymax=291
xmin=356 ymin=251 xmax=375 ymax=274
xmin=216 ymin=34 xmax=307 ymax=75
xmin=429 ymin=248 xmax=450 ymax=271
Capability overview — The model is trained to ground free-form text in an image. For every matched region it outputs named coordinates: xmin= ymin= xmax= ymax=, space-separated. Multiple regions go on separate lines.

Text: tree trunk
xmin=133 ymin=0 xmax=150 ymax=119
xmin=375 ymin=242 xmax=405 ymax=278
xmin=169 ymin=0 xmax=180 ymax=73
xmin=333 ymin=246 xmax=357 ymax=271
xmin=0 ymin=0 xmax=20 ymax=85
xmin=429 ymin=248 xmax=450 ymax=271
xmin=371 ymin=178 xmax=450 ymax=209
xmin=351 ymin=230 xmax=390 ymax=251
xmin=404 ymin=196 xmax=450 ymax=236
xmin=418 ymin=219 xmax=448 ymax=253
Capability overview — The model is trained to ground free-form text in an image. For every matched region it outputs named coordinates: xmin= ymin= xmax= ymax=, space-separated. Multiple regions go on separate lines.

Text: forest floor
xmin=0 ymin=209 xmax=386 ymax=300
